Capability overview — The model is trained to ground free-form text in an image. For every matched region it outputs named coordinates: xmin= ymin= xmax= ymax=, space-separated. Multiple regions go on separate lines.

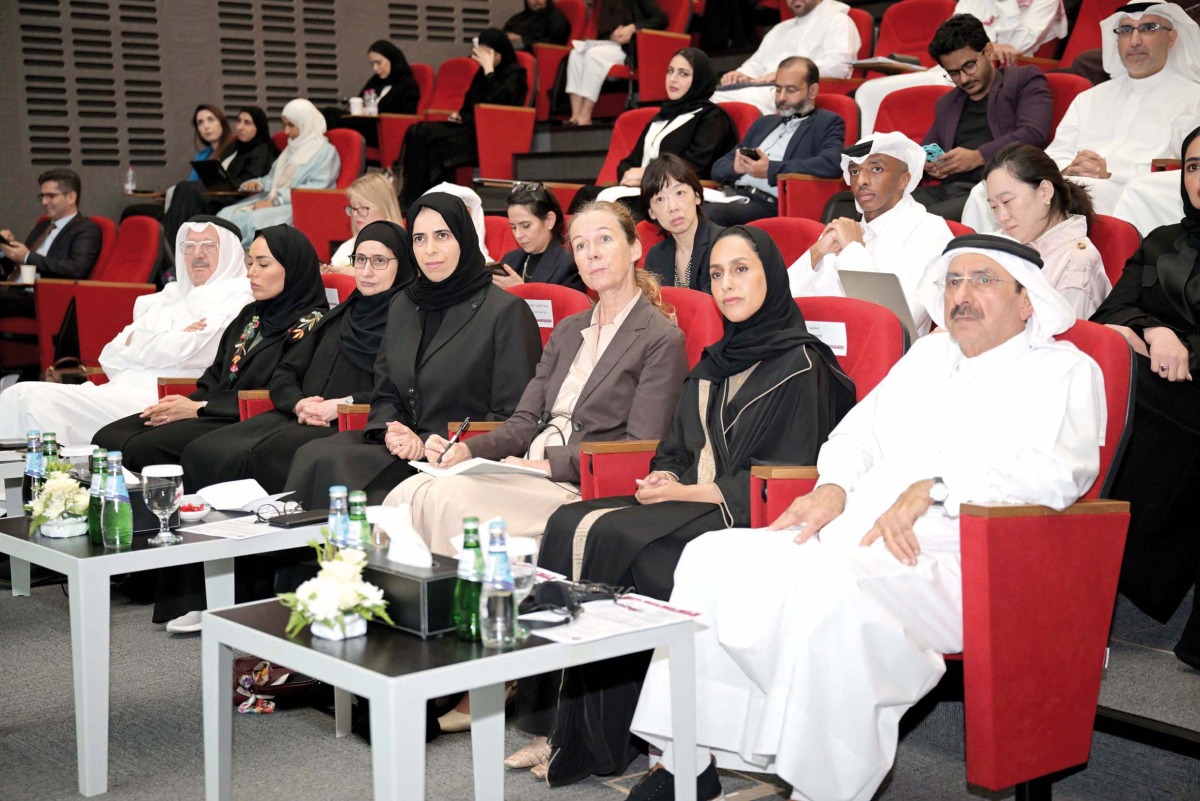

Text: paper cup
xmin=348 ymin=97 xmax=364 ymax=115
xmin=18 ymin=265 xmax=36 ymax=284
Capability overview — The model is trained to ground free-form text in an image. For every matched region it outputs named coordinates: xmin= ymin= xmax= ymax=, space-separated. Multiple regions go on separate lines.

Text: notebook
xmin=836 ymin=270 xmax=919 ymax=347
xmin=190 ymin=160 xmax=249 ymax=193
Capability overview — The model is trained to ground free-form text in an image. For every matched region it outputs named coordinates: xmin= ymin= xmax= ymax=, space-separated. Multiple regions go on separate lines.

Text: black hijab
xmin=691 ymin=226 xmax=851 ymax=389
xmin=478 ymin=27 xmax=520 ymax=74
xmin=341 ymin=221 xmax=416 ymax=371
xmin=362 ymin=40 xmax=414 ymax=94
xmin=250 ymin=225 xmax=330 ymax=339
xmin=236 ymin=107 xmax=278 ymax=157
xmin=656 ymin=48 xmax=720 ymax=120
xmin=404 ymin=192 xmax=492 ymax=311
xmin=1180 ymin=125 xmax=1200 ymax=249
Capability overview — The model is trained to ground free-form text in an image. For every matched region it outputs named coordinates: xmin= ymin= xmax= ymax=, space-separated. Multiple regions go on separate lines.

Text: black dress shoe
xmin=626 ymin=761 xmax=724 ymax=801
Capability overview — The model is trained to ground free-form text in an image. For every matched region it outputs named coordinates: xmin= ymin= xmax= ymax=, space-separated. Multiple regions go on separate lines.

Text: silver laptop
xmin=836 ymin=270 xmax=918 ymax=347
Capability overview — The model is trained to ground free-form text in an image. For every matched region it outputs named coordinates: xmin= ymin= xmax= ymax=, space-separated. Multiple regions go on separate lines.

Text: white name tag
xmin=325 ymin=287 xmax=341 ymax=308
xmin=805 ymin=320 xmax=847 ymax=357
xmin=525 ymin=298 xmax=555 ymax=329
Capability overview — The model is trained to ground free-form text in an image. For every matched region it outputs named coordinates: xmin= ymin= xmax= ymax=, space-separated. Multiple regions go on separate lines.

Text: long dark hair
xmin=984 ymin=142 xmax=1094 ymax=224
xmin=507 ymin=182 xmax=567 ymax=242
xmin=192 ymin=104 xmax=234 ymax=157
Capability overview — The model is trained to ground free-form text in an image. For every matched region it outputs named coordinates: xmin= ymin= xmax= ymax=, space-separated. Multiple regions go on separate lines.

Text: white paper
xmin=805 ymin=320 xmax=848 ymax=357
xmin=524 ymin=298 xmax=555 ymax=329
xmin=850 ymin=57 xmax=927 ymax=73
xmin=527 ymin=593 xmax=699 ymax=644
xmin=178 ymin=517 xmax=275 ymax=540
xmin=0 ymin=451 xmax=24 ymax=463
xmin=122 ymin=467 xmax=141 ymax=486
xmin=197 ymin=479 xmax=292 ymax=512
xmin=325 ymin=287 xmax=340 ymax=307
xmin=702 ymin=187 xmax=750 ymax=205
xmin=408 ymin=457 xmax=548 ymax=478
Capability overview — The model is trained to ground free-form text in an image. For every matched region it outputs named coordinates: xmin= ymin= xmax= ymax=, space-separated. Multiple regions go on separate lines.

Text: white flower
xmin=338 ymin=548 xmax=368 ymax=567
xmin=318 ymin=558 xmax=363 ymax=584
xmin=296 ymin=576 xmax=342 ymax=623
xmin=68 ymin=494 xmax=89 ymax=515
xmin=337 ymin=582 xmax=363 ymax=611
xmin=355 ymin=581 xmax=385 ymax=608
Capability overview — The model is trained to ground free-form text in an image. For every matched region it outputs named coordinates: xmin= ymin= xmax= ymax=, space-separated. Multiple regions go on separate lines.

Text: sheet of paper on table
xmin=178 ymin=517 xmax=280 ymax=540
xmin=0 ymin=451 xmax=23 ymax=462
xmin=526 ymin=594 xmax=699 ymax=644
xmin=197 ymin=479 xmax=293 ymax=511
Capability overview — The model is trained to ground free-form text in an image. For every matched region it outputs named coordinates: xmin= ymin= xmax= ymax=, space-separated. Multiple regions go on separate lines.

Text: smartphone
xmin=487 ymin=262 xmax=509 ymax=276
xmin=472 ymin=36 xmax=480 ymax=49
xmin=923 ymin=143 xmax=945 ymax=162
xmin=0 ymin=232 xmax=11 ymax=247
xmin=739 ymin=147 xmax=762 ymax=160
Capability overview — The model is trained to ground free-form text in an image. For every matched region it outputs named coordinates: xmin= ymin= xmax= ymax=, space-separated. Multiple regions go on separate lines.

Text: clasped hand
xmin=1063 ymin=150 xmax=1110 ymax=180
xmin=384 ymin=421 xmax=424 ymax=460
xmin=810 ymin=218 xmax=863 ymax=261
xmin=294 ymin=396 xmax=340 ymax=426
xmin=634 ymin=471 xmax=682 ymax=504
xmin=141 ymin=394 xmax=203 ymax=427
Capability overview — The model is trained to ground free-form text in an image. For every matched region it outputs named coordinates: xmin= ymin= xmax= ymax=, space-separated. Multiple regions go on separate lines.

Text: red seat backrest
xmin=876 ymin=85 xmax=953 ymax=143
xmin=717 ymin=102 xmax=761 ymax=141
xmin=747 ymin=217 xmax=825 ymax=266
xmin=325 ymin=129 xmax=365 ymax=189
xmin=272 ymin=131 xmax=289 ymax=154
xmin=428 ymin=57 xmax=480 ymax=112
xmin=635 ymin=219 xmax=666 ymax=268
xmin=89 ymin=215 xmax=118 ymax=277
xmin=75 ymin=282 xmax=157 ymax=367
xmin=946 ymin=220 xmax=974 ymax=237
xmin=291 ymin=188 xmax=350 ymax=263
xmin=484 ymin=215 xmax=519 ymax=260
xmin=661 ymin=286 xmax=724 ymax=367
xmin=515 ymin=51 xmax=537 ymax=107
xmin=795 ymin=296 xmax=907 ymax=402
xmin=597 ymin=107 xmax=661 ymax=185
xmin=1089 ymin=214 xmax=1141 ymax=289
xmin=91 ymin=216 xmax=159 ymax=283
xmin=659 ymin=0 xmax=692 ymax=32
xmin=1045 ymin=72 xmax=1091 ymax=132
xmin=1055 ymin=320 xmax=1134 ymax=497
xmin=1061 ymin=0 xmax=1124 ymax=68
xmin=321 ymin=272 xmax=356 ymax=304
xmin=814 ymin=94 xmax=860 ymax=147
xmin=557 ymin=0 xmax=588 ymax=38
xmin=506 ymin=282 xmax=594 ymax=346
xmin=875 ymin=0 xmax=957 ymax=67
xmin=411 ymin=63 xmax=435 ymax=115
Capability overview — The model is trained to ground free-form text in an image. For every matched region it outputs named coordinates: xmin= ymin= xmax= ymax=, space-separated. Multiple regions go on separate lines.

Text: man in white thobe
xmin=788 ymin=132 xmax=952 ymax=335
xmin=0 ymin=216 xmax=253 ymax=446
xmin=857 ymin=0 xmax=1068 ymax=134
xmin=709 ymin=0 xmax=860 ymax=115
xmin=625 ymin=233 xmax=1103 ymax=801
xmin=962 ymin=1 xmax=1200 ymax=231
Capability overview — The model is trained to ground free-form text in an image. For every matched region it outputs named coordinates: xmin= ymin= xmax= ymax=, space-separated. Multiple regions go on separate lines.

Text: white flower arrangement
xmin=278 ymin=531 xmax=393 ymax=638
xmin=30 ymin=471 xmax=90 ymax=530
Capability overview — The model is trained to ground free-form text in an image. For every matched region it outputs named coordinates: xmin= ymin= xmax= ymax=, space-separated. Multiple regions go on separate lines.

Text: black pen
xmin=437 ymin=417 xmax=471 ymax=465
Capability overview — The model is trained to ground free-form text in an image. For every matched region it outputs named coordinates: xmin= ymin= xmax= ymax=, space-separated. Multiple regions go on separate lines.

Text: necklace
xmin=676 ymin=249 xmax=692 ymax=288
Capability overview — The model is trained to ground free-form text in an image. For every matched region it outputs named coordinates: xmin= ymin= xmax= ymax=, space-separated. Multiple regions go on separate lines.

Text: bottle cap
xmin=26 ymin=430 xmax=39 ymax=437
xmin=106 ymin=451 xmax=122 ymax=460
xmin=348 ymin=490 xmax=367 ymax=503
xmin=329 ymin=485 xmax=348 ymax=496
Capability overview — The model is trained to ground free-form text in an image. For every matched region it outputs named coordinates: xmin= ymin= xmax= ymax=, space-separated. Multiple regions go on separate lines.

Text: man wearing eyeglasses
xmin=0 ymin=169 xmax=102 ymax=285
xmin=913 ymin=14 xmax=1053 ymax=222
xmin=963 ymin=2 xmax=1200 ymax=231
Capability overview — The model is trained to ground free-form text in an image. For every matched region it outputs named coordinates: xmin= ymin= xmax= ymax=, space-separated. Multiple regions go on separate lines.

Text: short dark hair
xmin=507 ymin=182 xmax=566 ymax=242
xmin=37 ymin=169 xmax=82 ymax=204
xmin=984 ymin=142 xmax=1096 ymax=223
xmin=639 ymin=154 xmax=705 ymax=234
xmin=777 ymin=55 xmax=819 ymax=85
xmin=928 ymin=14 xmax=990 ymax=62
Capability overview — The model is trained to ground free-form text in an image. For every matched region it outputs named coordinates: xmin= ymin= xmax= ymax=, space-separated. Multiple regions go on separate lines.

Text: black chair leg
xmin=1015 ymin=777 xmax=1053 ymax=801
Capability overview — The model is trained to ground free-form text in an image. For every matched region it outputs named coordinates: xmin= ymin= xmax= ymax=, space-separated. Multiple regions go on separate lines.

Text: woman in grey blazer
xmin=385 ymin=199 xmax=688 ymax=555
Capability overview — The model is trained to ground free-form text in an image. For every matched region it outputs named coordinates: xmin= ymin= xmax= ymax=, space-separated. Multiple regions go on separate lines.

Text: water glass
xmin=511 ymin=562 xmax=537 ymax=641
xmin=142 ymin=464 xmax=184 ymax=545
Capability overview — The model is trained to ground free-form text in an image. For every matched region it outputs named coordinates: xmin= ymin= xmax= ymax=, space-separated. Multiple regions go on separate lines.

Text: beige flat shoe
xmin=530 ymin=761 xmax=550 ymax=780
xmin=437 ymin=708 xmax=471 ymax=733
xmin=504 ymin=739 xmax=551 ymax=769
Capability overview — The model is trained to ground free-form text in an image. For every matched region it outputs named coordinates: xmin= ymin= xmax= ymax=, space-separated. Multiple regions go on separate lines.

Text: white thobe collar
xmin=861 ymin=194 xmax=923 ymax=248
xmin=950 ymin=328 xmax=1032 ymax=376
xmin=1122 ymin=65 xmax=1184 ymax=94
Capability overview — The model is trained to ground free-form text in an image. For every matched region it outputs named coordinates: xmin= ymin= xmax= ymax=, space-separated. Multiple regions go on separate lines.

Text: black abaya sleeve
xmin=379 ymin=76 xmax=421 ymax=115
xmin=187 ymin=309 xmax=247 ymax=403
xmin=648 ymin=379 xmax=698 ymax=480
xmin=675 ymin=106 xmax=738 ymax=179
xmin=228 ymin=143 xmax=278 ymax=185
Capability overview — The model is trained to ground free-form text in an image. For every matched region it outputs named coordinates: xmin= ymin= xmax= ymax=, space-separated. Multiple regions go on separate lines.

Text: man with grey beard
xmin=703 ymin=57 xmax=845 ymax=227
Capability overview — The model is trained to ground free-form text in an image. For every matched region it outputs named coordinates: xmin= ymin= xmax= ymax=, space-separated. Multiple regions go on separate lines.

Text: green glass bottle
xmin=100 ymin=451 xmax=133 ymax=549
xmin=453 ymin=517 xmax=485 ymax=641
xmin=86 ymin=448 xmax=108 ymax=546
xmin=348 ymin=490 xmax=369 ymax=549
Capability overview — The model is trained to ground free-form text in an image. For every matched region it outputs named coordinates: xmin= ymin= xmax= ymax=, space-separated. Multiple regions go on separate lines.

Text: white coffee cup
xmin=348 ymin=97 xmax=364 ymax=116
xmin=18 ymin=265 xmax=36 ymax=284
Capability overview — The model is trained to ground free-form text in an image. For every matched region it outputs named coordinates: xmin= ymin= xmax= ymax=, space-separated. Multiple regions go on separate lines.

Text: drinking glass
xmin=142 ymin=464 xmax=184 ymax=545
xmin=511 ymin=562 xmax=537 ymax=641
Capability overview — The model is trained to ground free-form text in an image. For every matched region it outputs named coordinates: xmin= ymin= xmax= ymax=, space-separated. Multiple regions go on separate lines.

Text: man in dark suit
xmin=916 ymin=14 xmax=1054 ymax=220
xmin=704 ymin=56 xmax=845 ymax=226
xmin=0 ymin=169 xmax=103 ymax=318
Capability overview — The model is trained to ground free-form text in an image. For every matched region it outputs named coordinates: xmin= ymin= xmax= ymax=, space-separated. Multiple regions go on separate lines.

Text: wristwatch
xmin=930 ymin=477 xmax=949 ymax=511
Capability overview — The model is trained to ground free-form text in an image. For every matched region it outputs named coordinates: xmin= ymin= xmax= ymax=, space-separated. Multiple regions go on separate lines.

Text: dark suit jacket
xmin=467 ymin=293 xmax=688 ymax=481
xmin=500 ymin=241 xmax=586 ymax=291
xmin=618 ymin=104 xmax=738 ymax=180
xmin=366 ymin=283 xmax=543 ymax=441
xmin=711 ymin=109 xmax=844 ymax=187
xmin=922 ymin=65 xmax=1053 ymax=164
xmin=643 ymin=220 xmax=723 ymax=294
xmin=17 ymin=215 xmax=103 ymax=279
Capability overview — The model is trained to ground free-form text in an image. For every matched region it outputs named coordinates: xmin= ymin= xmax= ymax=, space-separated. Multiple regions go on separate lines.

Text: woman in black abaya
xmin=518 ymin=225 xmax=856 ymax=784
xmin=325 ymin=40 xmax=421 ymax=146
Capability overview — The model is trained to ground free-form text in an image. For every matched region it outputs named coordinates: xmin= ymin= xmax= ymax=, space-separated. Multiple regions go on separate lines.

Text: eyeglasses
xmin=36 ymin=192 xmax=64 ymax=201
xmin=511 ymin=181 xmax=549 ymax=199
xmin=254 ymin=501 xmax=305 ymax=523
xmin=353 ymin=254 xmax=398 ymax=270
xmin=935 ymin=274 xmax=1014 ymax=292
xmin=943 ymin=55 xmax=983 ymax=82
xmin=180 ymin=240 xmax=220 ymax=254
xmin=345 ymin=204 xmax=373 ymax=217
xmin=1114 ymin=22 xmax=1172 ymax=37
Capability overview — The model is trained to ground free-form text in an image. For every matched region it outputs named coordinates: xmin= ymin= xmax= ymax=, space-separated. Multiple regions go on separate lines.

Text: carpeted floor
xmin=1 ymin=584 xmax=1196 ymax=801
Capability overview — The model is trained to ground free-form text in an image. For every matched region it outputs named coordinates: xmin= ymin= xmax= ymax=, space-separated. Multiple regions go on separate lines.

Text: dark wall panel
xmin=0 ymin=0 xmax=513 ymax=234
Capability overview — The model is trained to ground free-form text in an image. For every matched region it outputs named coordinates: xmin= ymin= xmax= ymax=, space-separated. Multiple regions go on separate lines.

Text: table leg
xmin=371 ymin=689 xmax=426 ymax=800
xmin=203 ymin=557 xmax=235 ymax=609
xmin=10 ymin=556 xmax=30 ymax=596
xmin=668 ymin=627 xmax=698 ymax=801
xmin=69 ymin=569 xmax=110 ymax=797
xmin=203 ymin=629 xmax=234 ymax=801
xmin=469 ymin=683 xmax=506 ymax=801
xmin=4 ymin=475 xmax=24 ymax=519
xmin=334 ymin=688 xmax=353 ymax=738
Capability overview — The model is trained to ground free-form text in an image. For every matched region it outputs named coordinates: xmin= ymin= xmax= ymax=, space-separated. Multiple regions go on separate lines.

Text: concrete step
xmin=513 ymin=150 xmax=606 ymax=184
xmin=530 ymin=122 xmax=615 ymax=154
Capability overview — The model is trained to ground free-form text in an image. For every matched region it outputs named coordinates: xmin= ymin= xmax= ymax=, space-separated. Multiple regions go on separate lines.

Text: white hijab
xmin=268 ymin=98 xmax=328 ymax=201
xmin=425 ymin=181 xmax=493 ymax=261
xmin=1100 ymin=2 xmax=1200 ymax=82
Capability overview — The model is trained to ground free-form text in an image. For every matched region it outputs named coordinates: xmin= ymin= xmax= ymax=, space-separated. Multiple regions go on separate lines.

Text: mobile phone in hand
xmin=487 ymin=262 xmax=509 ymax=276
xmin=923 ymin=143 xmax=945 ymax=162
xmin=739 ymin=147 xmax=761 ymax=160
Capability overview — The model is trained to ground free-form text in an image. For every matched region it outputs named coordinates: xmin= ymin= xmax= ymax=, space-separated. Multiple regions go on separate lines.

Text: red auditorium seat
xmin=321 ymin=272 xmax=356 ymax=304
xmin=1045 ymin=72 xmax=1092 ymax=131
xmin=717 ymin=102 xmax=761 ymax=140
xmin=875 ymin=85 xmax=952 ymax=144
xmin=1089 ymin=214 xmax=1141 ymax=288
xmin=776 ymin=95 xmax=858 ymax=221
xmin=534 ymin=0 xmax=588 ymax=122
xmin=291 ymin=188 xmax=350 ymax=263
xmin=635 ymin=220 xmax=666 ymax=269
xmin=506 ymin=282 xmax=593 ymax=346
xmin=325 ymin=129 xmax=365 ymax=189
xmin=661 ymin=286 xmax=723 ymax=368
xmin=747 ymin=217 xmax=824 ymax=266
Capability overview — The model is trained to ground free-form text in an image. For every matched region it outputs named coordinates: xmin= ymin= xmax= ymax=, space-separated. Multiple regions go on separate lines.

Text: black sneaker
xmin=627 ymin=761 xmax=724 ymax=801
